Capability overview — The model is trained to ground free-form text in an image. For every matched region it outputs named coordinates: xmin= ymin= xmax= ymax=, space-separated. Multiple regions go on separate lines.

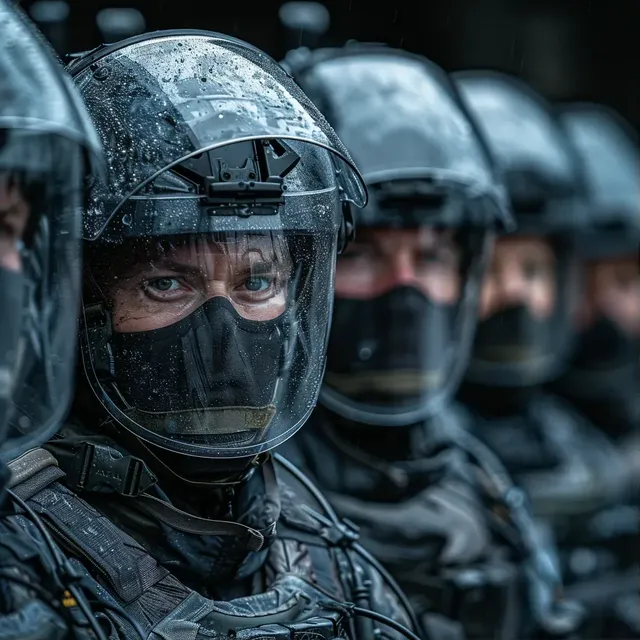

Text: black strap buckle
xmin=76 ymin=442 xmax=157 ymax=498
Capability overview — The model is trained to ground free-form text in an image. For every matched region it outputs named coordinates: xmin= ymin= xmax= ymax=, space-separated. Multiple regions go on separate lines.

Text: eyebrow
xmin=121 ymin=258 xmax=203 ymax=279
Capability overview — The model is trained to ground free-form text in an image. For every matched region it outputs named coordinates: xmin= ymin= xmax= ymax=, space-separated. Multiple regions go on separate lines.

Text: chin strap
xmin=113 ymin=426 xmax=267 ymax=489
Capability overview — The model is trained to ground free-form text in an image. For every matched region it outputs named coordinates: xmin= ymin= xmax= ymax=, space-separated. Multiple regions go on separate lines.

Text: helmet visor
xmin=1 ymin=132 xmax=84 ymax=462
xmin=320 ymin=225 xmax=493 ymax=426
xmin=81 ymin=184 xmax=340 ymax=457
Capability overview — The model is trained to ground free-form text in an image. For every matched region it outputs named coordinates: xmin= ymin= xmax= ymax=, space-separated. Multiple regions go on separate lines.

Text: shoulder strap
xmin=8 ymin=449 xmax=172 ymax=605
xmin=7 ymin=448 xmax=66 ymax=500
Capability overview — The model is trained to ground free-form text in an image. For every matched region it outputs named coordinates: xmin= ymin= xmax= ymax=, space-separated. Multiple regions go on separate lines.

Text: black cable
xmin=341 ymin=531 xmax=375 ymax=639
xmin=350 ymin=606 xmax=423 ymax=640
xmin=0 ymin=569 xmax=147 ymax=640
xmin=7 ymin=490 xmax=147 ymax=639
xmin=274 ymin=453 xmax=423 ymax=635
xmin=321 ymin=601 xmax=423 ymax=640
xmin=350 ymin=541 xmax=425 ymax=623
xmin=0 ymin=569 xmax=56 ymax=602
xmin=86 ymin=599 xmax=148 ymax=640
xmin=0 ymin=570 xmax=109 ymax=640
xmin=7 ymin=490 xmax=67 ymax=571
xmin=7 ymin=490 xmax=108 ymax=640
xmin=68 ymin=582 xmax=110 ymax=640
xmin=299 ymin=503 xmax=427 ymax=638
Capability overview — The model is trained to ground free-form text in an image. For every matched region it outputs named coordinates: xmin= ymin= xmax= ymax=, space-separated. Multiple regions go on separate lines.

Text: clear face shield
xmin=0 ymin=132 xmax=85 ymax=462
xmin=319 ymin=190 xmax=496 ymax=426
xmin=562 ymin=236 xmax=640 ymax=399
xmin=80 ymin=139 xmax=360 ymax=458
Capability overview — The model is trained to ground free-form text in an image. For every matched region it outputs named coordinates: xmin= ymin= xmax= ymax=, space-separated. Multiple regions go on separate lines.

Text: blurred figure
xmin=550 ymin=104 xmax=640 ymax=637
xmin=281 ymin=45 xmax=583 ymax=639
xmin=27 ymin=0 xmax=70 ymax=55
xmin=95 ymin=7 xmax=146 ymax=42
xmin=455 ymin=71 xmax=637 ymax=637
xmin=551 ymin=105 xmax=639 ymax=450
xmin=279 ymin=1 xmax=330 ymax=51
xmin=0 ymin=1 xmax=104 ymax=637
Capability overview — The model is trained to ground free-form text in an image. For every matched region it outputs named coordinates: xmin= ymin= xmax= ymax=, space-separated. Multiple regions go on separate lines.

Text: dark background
xmin=18 ymin=0 xmax=639 ymax=132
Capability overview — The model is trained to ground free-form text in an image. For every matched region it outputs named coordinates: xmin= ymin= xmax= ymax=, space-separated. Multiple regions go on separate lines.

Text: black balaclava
xmin=472 ymin=304 xmax=555 ymax=367
xmin=109 ymin=295 xmax=290 ymax=438
xmin=574 ymin=315 xmax=636 ymax=374
xmin=326 ymin=286 xmax=456 ymax=408
xmin=557 ymin=314 xmax=639 ymax=439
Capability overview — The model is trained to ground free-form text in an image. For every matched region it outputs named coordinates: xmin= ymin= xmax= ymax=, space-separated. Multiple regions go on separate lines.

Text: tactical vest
xmin=285 ymin=407 xmax=588 ymax=640
xmin=6 ymin=448 xmax=418 ymax=640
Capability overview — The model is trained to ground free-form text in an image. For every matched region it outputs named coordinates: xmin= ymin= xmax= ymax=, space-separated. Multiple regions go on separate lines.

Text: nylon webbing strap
xmin=8 ymin=448 xmax=59 ymax=489
xmin=135 ymin=493 xmax=264 ymax=552
xmin=23 ymin=480 xmax=169 ymax=604
xmin=12 ymin=465 xmax=65 ymax=501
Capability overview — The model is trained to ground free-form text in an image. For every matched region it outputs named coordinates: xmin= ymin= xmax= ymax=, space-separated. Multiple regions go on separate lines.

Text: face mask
xmin=325 ymin=285 xmax=455 ymax=406
xmin=472 ymin=304 xmax=553 ymax=365
xmin=108 ymin=295 xmax=291 ymax=440
xmin=559 ymin=315 xmax=639 ymax=419
xmin=573 ymin=315 xmax=636 ymax=371
xmin=0 ymin=266 xmax=25 ymax=433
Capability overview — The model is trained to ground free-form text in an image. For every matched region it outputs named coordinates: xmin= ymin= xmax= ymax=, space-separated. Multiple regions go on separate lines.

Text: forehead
xmin=89 ymin=233 xmax=290 ymax=278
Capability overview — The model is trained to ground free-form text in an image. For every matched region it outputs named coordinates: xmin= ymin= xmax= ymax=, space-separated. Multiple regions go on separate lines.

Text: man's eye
xmin=419 ymin=251 xmax=443 ymax=264
xmin=523 ymin=261 xmax=551 ymax=280
xmin=148 ymin=277 xmax=180 ymax=292
xmin=244 ymin=276 xmax=271 ymax=292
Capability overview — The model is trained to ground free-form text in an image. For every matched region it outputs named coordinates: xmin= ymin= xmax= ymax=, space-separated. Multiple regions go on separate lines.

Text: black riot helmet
xmin=454 ymin=71 xmax=589 ymax=388
xmin=68 ymin=30 xmax=366 ymax=459
xmin=558 ymin=104 xmax=639 ymax=259
xmin=0 ymin=0 xmax=102 ymax=463
xmin=283 ymin=45 xmax=513 ymax=426
xmin=551 ymin=104 xmax=640 ymax=418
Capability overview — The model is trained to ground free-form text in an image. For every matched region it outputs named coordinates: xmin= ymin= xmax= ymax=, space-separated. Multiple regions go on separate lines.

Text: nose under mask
xmin=573 ymin=314 xmax=637 ymax=371
xmin=472 ymin=304 xmax=553 ymax=365
xmin=325 ymin=286 xmax=456 ymax=406
xmin=108 ymin=296 xmax=291 ymax=439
